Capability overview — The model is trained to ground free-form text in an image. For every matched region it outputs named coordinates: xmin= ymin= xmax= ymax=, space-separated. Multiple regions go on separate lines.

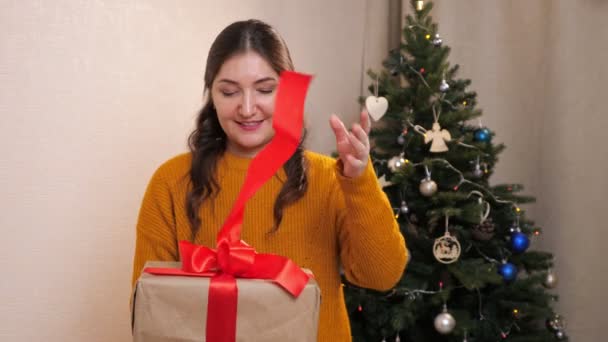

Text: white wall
xmin=0 ymin=1 xmax=390 ymax=340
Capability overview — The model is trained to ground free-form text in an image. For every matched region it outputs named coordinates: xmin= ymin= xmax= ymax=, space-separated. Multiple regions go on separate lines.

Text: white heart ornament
xmin=365 ymin=96 xmax=388 ymax=121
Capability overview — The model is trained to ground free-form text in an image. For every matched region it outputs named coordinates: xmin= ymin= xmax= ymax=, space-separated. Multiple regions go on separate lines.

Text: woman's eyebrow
xmin=217 ymin=77 xmax=277 ymax=85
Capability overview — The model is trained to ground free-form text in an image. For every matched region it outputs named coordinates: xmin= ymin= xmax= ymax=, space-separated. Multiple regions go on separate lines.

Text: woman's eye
xmin=221 ymin=90 xmax=237 ymax=97
xmin=258 ymin=88 xmax=275 ymax=94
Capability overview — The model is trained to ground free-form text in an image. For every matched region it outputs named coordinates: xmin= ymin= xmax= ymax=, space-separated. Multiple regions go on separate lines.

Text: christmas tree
xmin=343 ymin=1 xmax=567 ymax=341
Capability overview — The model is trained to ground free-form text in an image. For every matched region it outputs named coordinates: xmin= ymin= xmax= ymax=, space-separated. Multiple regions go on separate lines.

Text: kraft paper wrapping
xmin=132 ymin=261 xmax=321 ymax=342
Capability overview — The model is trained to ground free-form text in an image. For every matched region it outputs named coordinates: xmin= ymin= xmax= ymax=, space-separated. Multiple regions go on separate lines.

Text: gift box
xmin=131 ymin=261 xmax=320 ymax=342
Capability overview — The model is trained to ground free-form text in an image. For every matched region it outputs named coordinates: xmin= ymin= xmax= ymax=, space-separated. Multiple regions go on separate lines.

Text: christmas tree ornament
xmin=434 ymin=305 xmax=456 ymax=334
xmin=546 ymin=314 xmax=566 ymax=334
xmin=472 ymin=164 xmax=483 ymax=178
xmin=366 ymin=77 xmax=389 ymax=121
xmin=510 ymin=231 xmax=530 ymax=253
xmin=508 ymin=221 xmax=520 ymax=234
xmin=472 ymin=218 xmax=495 ymax=241
xmin=433 ymin=232 xmax=461 ymax=264
xmin=395 ymin=336 xmax=401 ymax=342
xmin=420 ymin=178 xmax=438 ymax=197
xmin=424 ymin=122 xmax=451 ymax=152
xmin=366 ymin=96 xmax=388 ymax=121
xmin=388 ymin=154 xmax=408 ymax=172
xmin=397 ymin=134 xmax=406 ymax=145
xmin=543 ymin=270 xmax=558 ymax=289
xmin=439 ymin=79 xmax=450 ymax=92
xmin=498 ymin=261 xmax=518 ymax=281
xmin=555 ymin=330 xmax=566 ymax=339
xmin=433 ymin=216 xmax=461 ymax=264
xmin=416 ymin=0 xmax=424 ymax=11
xmin=377 ymin=175 xmax=393 ymax=188
xmin=469 ymin=192 xmax=493 ymax=240
xmin=473 ymin=128 xmax=491 ymax=142
xmin=400 ymin=201 xmax=410 ymax=214
xmin=432 ymin=33 xmax=443 ymax=47
xmin=417 ymin=106 xmax=451 ymax=153
xmin=472 ymin=157 xmax=484 ymax=178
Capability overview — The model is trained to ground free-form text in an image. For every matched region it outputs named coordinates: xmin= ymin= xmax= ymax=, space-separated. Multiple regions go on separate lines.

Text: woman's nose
xmin=239 ymin=90 xmax=256 ymax=118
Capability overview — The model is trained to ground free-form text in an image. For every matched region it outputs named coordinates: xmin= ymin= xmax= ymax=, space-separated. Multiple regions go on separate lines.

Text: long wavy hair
xmin=186 ymin=19 xmax=308 ymax=239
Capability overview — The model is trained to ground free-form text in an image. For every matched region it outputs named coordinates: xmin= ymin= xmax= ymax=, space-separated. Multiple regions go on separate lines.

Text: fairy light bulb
xmin=416 ymin=0 xmax=424 ymax=11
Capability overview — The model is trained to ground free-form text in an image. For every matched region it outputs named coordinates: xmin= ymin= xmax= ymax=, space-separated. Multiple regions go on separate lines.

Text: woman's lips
xmin=236 ymin=120 xmax=263 ymax=131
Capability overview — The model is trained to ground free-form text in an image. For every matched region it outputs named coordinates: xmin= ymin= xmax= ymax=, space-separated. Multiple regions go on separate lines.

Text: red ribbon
xmin=144 ymin=71 xmax=313 ymax=342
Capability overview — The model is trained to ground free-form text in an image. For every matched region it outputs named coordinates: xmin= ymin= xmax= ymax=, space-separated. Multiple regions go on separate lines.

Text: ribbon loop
xmin=217 ymin=239 xmax=256 ymax=276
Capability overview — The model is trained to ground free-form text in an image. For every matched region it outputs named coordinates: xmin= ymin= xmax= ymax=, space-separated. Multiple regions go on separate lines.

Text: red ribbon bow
xmin=145 ymin=71 xmax=313 ymax=342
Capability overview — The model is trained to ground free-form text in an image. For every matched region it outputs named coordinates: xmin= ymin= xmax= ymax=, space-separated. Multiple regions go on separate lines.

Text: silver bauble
xmin=472 ymin=165 xmax=484 ymax=178
xmin=432 ymin=34 xmax=443 ymax=46
xmin=439 ymin=79 xmax=450 ymax=92
xmin=543 ymin=271 xmax=558 ymax=289
xmin=388 ymin=155 xmax=407 ymax=172
xmin=546 ymin=314 xmax=566 ymax=332
xmin=400 ymin=201 xmax=409 ymax=214
xmin=420 ymin=178 xmax=438 ymax=197
xmin=434 ymin=311 xmax=456 ymax=335
xmin=555 ymin=330 xmax=566 ymax=339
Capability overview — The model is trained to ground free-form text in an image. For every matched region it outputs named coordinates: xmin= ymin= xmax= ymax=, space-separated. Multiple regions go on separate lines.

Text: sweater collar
xmin=220 ymin=150 xmax=288 ymax=181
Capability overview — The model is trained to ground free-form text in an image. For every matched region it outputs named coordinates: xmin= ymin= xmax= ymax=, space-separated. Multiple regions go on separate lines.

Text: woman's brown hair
xmin=186 ymin=19 xmax=308 ymax=239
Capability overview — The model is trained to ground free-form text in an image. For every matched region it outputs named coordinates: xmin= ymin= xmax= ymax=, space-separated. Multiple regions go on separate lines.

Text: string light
xmin=394 ymin=157 xmax=518 ymax=208
xmin=416 ymin=0 xmax=425 ymax=11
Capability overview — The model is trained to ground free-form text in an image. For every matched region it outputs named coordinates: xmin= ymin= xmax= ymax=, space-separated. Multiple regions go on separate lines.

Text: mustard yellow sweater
xmin=132 ymin=150 xmax=408 ymax=341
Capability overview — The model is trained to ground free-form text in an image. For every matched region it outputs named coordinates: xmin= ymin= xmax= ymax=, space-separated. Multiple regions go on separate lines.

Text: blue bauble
xmin=510 ymin=232 xmax=530 ymax=253
xmin=499 ymin=262 xmax=518 ymax=281
xmin=474 ymin=128 xmax=491 ymax=142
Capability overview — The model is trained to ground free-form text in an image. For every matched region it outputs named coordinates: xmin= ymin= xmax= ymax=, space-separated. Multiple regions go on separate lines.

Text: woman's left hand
xmin=329 ymin=110 xmax=371 ymax=178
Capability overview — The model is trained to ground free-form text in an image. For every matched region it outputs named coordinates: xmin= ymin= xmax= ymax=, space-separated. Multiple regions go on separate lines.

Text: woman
xmin=132 ymin=19 xmax=407 ymax=341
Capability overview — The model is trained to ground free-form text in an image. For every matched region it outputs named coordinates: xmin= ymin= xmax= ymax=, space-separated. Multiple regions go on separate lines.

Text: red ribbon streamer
xmin=145 ymin=71 xmax=313 ymax=342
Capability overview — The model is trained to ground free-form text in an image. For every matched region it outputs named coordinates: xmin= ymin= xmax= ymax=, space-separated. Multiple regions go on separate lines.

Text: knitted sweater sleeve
xmin=332 ymin=159 xmax=408 ymax=291
xmin=131 ymin=165 xmax=179 ymax=288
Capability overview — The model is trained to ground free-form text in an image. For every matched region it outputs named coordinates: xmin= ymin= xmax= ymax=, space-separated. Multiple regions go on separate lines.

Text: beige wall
xmin=2 ymin=0 xmax=605 ymax=341
xmin=0 ymin=1 xmax=390 ymax=341
xmin=424 ymin=1 xmax=608 ymax=340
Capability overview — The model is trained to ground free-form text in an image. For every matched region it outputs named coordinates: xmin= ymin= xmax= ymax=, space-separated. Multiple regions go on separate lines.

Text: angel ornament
xmin=424 ymin=122 xmax=451 ymax=153
xmin=414 ymin=106 xmax=451 ymax=153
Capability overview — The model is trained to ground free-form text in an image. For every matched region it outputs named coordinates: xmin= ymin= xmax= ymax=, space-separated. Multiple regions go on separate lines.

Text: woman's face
xmin=211 ymin=51 xmax=279 ymax=158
